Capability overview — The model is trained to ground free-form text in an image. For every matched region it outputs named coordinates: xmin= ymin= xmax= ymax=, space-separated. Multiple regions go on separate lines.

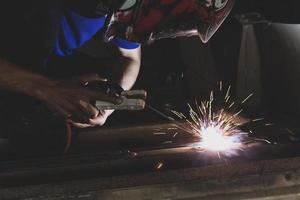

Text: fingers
xmin=79 ymin=74 xmax=107 ymax=85
xmin=71 ymin=74 xmax=123 ymax=105
xmin=47 ymin=97 xmax=91 ymax=124
xmin=49 ymin=96 xmax=109 ymax=125
xmin=68 ymin=113 xmax=107 ymax=128
xmin=87 ymin=90 xmax=123 ymax=104
xmin=79 ymin=75 xmax=123 ymax=104
xmin=70 ymin=110 xmax=112 ymax=128
xmin=78 ymin=100 xmax=99 ymax=119
xmin=89 ymin=117 xmax=107 ymax=126
xmin=66 ymin=102 xmax=107 ymax=127
xmin=43 ymin=78 xmax=119 ymax=128
xmin=68 ymin=120 xmax=94 ymax=129
xmin=89 ymin=110 xmax=109 ymax=126
xmin=68 ymin=116 xmax=105 ymax=128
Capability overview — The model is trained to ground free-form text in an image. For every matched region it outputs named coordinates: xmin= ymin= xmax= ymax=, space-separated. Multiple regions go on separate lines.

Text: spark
xmin=171 ymin=88 xmax=247 ymax=155
xmin=265 ymin=123 xmax=275 ymax=126
xmin=225 ymin=95 xmax=231 ymax=103
xmin=155 ymin=161 xmax=164 ymax=170
xmin=252 ymin=118 xmax=265 ymax=122
xmin=254 ymin=138 xmax=272 ymax=144
xmin=234 ymin=109 xmax=243 ymax=117
xmin=130 ymin=152 xmax=138 ymax=158
xmin=225 ymin=85 xmax=231 ymax=100
xmin=149 ymin=84 xmax=272 ymax=157
xmin=153 ymin=132 xmax=167 ymax=135
xmin=286 ymin=128 xmax=296 ymax=135
xmin=229 ymin=102 xmax=235 ymax=109
xmin=241 ymin=93 xmax=254 ymax=104
xmin=199 ymin=126 xmax=242 ymax=151
xmin=219 ymin=81 xmax=223 ymax=91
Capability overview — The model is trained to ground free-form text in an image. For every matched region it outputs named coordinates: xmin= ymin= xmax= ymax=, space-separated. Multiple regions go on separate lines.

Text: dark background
xmin=102 ymin=0 xmax=300 ymax=126
xmin=1 ymin=0 xmax=298 ymax=130
xmin=1 ymin=0 xmax=300 ymax=158
xmin=2 ymin=0 xmax=297 ymax=128
xmin=0 ymin=2 xmax=300 ymax=195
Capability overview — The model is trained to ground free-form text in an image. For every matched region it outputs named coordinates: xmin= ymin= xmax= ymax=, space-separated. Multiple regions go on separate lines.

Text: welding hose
xmin=64 ymin=122 xmax=73 ymax=153
xmin=63 ymin=81 xmax=124 ymax=153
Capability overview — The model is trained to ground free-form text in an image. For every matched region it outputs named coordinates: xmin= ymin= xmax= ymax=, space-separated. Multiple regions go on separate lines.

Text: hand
xmin=37 ymin=74 xmax=121 ymax=128
xmin=72 ymin=109 xmax=114 ymax=128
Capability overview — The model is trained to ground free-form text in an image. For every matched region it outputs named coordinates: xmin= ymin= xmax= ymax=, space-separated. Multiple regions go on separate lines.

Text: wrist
xmin=30 ymin=79 xmax=57 ymax=101
xmin=0 ymin=57 xmax=57 ymax=100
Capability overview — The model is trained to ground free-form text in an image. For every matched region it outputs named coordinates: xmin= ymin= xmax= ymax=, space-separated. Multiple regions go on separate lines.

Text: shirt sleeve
xmin=111 ymin=37 xmax=141 ymax=50
xmin=55 ymin=9 xmax=106 ymax=57
xmin=55 ymin=8 xmax=140 ymax=57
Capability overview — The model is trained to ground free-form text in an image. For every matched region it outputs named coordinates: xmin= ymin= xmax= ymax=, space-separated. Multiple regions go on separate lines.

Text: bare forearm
xmin=0 ymin=57 xmax=122 ymax=128
xmin=110 ymin=47 xmax=141 ymax=91
xmin=111 ymin=58 xmax=140 ymax=90
xmin=0 ymin=57 xmax=54 ymax=100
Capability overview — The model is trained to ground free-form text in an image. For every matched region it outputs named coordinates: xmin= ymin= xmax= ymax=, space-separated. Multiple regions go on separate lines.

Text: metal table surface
xmin=0 ymin=117 xmax=300 ymax=200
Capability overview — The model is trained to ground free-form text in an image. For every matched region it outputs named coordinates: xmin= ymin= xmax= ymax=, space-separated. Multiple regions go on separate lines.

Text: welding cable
xmin=63 ymin=82 xmax=123 ymax=153
xmin=146 ymin=104 xmax=196 ymax=135
xmin=64 ymin=121 xmax=73 ymax=153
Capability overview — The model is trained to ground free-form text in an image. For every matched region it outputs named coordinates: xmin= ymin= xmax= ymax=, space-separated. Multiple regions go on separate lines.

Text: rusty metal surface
xmin=0 ymin=119 xmax=299 ymax=199
xmin=2 ymin=155 xmax=300 ymax=200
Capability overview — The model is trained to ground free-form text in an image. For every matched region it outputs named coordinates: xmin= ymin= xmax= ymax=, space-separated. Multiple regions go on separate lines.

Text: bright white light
xmin=200 ymin=126 xmax=240 ymax=152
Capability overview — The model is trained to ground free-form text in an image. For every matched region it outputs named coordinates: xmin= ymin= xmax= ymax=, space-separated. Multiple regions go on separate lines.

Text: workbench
xmin=0 ymin=117 xmax=300 ymax=200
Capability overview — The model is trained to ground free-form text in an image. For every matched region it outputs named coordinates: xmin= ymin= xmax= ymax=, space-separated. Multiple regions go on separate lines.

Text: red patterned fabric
xmin=104 ymin=0 xmax=234 ymax=44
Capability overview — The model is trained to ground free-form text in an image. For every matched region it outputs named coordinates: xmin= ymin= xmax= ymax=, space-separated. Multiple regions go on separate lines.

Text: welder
xmin=0 ymin=0 xmax=234 ymax=130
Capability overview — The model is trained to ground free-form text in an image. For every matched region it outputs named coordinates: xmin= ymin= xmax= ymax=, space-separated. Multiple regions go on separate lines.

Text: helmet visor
xmin=198 ymin=0 xmax=235 ymax=43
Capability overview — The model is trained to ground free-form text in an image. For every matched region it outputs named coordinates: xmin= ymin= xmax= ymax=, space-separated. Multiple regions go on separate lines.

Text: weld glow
xmin=170 ymin=84 xmax=252 ymax=155
xmin=199 ymin=126 xmax=241 ymax=152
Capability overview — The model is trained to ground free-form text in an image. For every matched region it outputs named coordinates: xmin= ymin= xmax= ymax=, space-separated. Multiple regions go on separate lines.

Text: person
xmin=0 ymin=0 xmax=234 ymax=129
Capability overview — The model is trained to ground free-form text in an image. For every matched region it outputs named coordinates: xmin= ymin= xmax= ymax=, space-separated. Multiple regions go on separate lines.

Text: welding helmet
xmin=103 ymin=0 xmax=235 ymax=44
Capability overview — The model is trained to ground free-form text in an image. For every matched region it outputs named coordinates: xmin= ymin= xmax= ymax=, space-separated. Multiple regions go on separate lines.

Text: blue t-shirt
xmin=0 ymin=1 xmax=139 ymax=72
xmin=55 ymin=9 xmax=140 ymax=57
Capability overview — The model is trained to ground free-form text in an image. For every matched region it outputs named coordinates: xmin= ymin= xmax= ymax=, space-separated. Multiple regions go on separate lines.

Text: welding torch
xmin=64 ymin=81 xmax=195 ymax=152
xmin=64 ymin=81 xmax=147 ymax=152
xmin=84 ymin=81 xmax=147 ymax=111
xmin=85 ymin=81 xmax=196 ymax=136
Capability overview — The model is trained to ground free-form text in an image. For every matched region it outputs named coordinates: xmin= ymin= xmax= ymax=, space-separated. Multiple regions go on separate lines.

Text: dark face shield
xmin=198 ymin=0 xmax=235 ymax=43
xmin=103 ymin=0 xmax=235 ymax=44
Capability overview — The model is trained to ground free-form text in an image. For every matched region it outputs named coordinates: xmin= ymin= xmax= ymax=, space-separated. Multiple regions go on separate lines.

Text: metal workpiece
xmin=2 ymin=143 xmax=300 ymax=200
xmin=0 ymin=118 xmax=300 ymax=200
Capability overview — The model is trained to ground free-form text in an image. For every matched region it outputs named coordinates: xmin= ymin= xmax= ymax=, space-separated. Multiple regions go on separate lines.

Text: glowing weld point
xmin=155 ymin=161 xmax=164 ymax=170
xmin=199 ymin=126 xmax=241 ymax=152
